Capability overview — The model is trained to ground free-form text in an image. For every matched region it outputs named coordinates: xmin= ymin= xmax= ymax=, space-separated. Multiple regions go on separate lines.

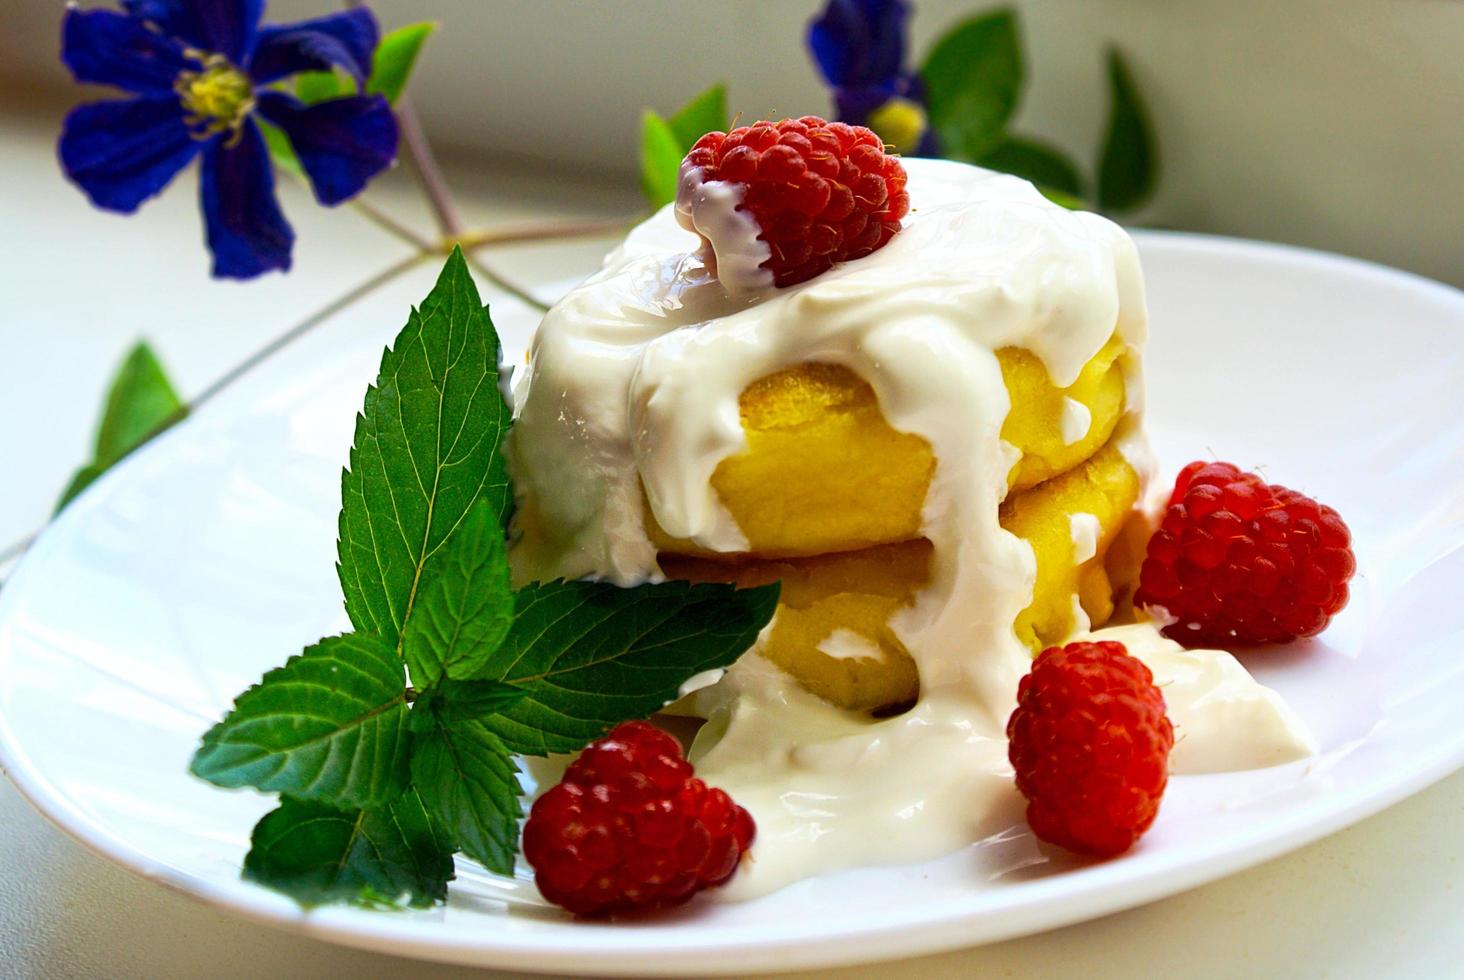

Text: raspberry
xmin=1135 ymin=462 xmax=1355 ymax=645
xmin=682 ymin=115 xmax=909 ymax=287
xmin=521 ymin=720 xmax=755 ymax=918
xmin=1007 ymin=641 xmax=1174 ymax=857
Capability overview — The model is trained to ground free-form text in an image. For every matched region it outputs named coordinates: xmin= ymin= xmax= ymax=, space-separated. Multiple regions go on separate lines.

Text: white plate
xmin=1 ymin=234 xmax=1461 ymax=976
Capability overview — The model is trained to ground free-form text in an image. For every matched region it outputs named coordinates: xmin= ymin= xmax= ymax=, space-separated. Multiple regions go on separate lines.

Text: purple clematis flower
xmin=807 ymin=0 xmax=937 ymax=156
xmin=59 ymin=1 xmax=399 ymax=279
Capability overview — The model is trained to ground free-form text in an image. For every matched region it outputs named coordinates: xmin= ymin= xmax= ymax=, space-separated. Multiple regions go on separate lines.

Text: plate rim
xmin=2 ymin=231 xmax=1462 ymax=975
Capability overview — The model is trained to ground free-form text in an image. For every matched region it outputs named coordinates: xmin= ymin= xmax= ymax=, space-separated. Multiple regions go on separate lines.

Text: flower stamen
xmin=175 ymin=51 xmax=254 ymax=145
xmin=866 ymin=97 xmax=928 ymax=157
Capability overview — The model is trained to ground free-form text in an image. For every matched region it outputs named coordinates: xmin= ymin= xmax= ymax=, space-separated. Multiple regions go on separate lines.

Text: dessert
xmin=510 ymin=119 xmax=1323 ymax=900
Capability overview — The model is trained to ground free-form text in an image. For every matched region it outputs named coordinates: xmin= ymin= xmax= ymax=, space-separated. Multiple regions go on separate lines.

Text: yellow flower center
xmin=175 ymin=53 xmax=254 ymax=143
xmin=867 ymin=97 xmax=928 ymax=156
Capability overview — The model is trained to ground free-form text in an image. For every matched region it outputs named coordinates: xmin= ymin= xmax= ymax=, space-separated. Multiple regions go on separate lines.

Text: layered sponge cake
xmin=511 ymin=155 xmax=1150 ymax=718
xmin=655 ymin=335 xmax=1139 ymax=712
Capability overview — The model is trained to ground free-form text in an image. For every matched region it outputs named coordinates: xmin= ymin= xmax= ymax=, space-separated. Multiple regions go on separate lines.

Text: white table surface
xmin=1 ymin=102 xmax=1461 ymax=979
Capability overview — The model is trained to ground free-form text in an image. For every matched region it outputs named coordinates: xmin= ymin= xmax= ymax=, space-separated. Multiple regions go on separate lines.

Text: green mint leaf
xmin=978 ymin=135 xmax=1084 ymax=200
xmin=294 ymin=70 xmax=346 ymax=104
xmin=411 ymin=709 xmax=523 ymax=875
xmin=400 ymin=499 xmax=513 ymax=689
xmin=429 ymin=678 xmax=528 ymax=717
xmin=368 ymin=23 xmax=437 ymax=104
xmin=639 ymin=110 xmax=683 ymax=209
xmin=477 ymin=580 xmax=780 ymax=756
xmin=1097 ymin=49 xmax=1158 ymax=213
xmin=667 ymin=83 xmax=728 ymax=148
xmin=258 ymin=118 xmax=303 ymax=175
xmin=190 ymin=634 xmax=411 ymax=809
xmin=243 ymin=790 xmax=453 ymax=908
xmin=337 ymin=247 xmax=512 ymax=650
xmin=920 ymin=8 xmax=1023 ymax=161
xmin=56 ymin=341 xmax=185 ymax=513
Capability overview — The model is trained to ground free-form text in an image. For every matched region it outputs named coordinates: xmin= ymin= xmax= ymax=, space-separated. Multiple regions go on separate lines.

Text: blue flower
xmin=59 ymin=1 xmax=399 ymax=279
xmin=807 ymin=0 xmax=937 ymax=156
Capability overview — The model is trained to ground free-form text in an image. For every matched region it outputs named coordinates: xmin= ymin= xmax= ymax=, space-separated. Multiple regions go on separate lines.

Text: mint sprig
xmin=192 ymin=248 xmax=779 ymax=909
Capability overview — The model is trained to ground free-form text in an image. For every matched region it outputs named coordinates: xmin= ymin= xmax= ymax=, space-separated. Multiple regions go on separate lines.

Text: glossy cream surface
xmin=509 ymin=158 xmax=1314 ymax=897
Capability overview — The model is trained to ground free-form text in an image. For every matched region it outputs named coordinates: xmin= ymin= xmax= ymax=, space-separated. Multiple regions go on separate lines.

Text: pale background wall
xmin=2 ymin=0 xmax=1461 ymax=286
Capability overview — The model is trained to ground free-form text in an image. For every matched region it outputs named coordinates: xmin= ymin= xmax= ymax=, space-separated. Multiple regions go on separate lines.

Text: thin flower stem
xmin=0 ymin=252 xmax=431 ymax=579
xmin=389 ymin=97 xmax=562 ymax=312
xmin=342 ymin=0 xmax=574 ymax=311
xmin=455 ymin=217 xmax=632 ymax=250
xmin=395 ymin=97 xmax=464 ymax=237
xmin=461 ymin=250 xmax=550 ymax=312
xmin=453 ymin=217 xmax=632 ymax=311
xmin=349 ymin=198 xmax=436 ymax=252
xmin=189 ymin=251 xmax=431 ymax=410
xmin=0 ymin=533 xmax=36 ymax=573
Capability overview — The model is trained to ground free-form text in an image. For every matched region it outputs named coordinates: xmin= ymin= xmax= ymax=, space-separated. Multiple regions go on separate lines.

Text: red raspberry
xmin=1135 ymin=462 xmax=1355 ymax=645
xmin=1007 ymin=641 xmax=1174 ymax=857
xmin=522 ymin=720 xmax=755 ymax=918
xmin=683 ymin=115 xmax=909 ymax=287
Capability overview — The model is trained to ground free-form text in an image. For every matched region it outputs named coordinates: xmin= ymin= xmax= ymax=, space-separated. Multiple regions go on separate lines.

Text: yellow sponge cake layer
xmin=648 ymin=337 xmax=1127 ymax=559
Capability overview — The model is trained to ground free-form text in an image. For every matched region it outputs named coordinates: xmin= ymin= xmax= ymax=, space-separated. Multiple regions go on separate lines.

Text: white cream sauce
xmin=1060 ymin=395 xmax=1093 ymax=445
xmin=509 ymin=158 xmax=1314 ymax=898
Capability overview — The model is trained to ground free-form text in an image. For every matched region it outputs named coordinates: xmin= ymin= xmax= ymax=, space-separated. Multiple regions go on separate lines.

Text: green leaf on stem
xmin=336 ymin=247 xmax=513 ymax=650
xmin=190 ymin=633 xmax=412 ymax=810
xmin=639 ymin=110 xmax=683 ymax=209
xmin=667 ymin=83 xmax=728 ymax=149
xmin=368 ymin=23 xmax=437 ymax=105
xmin=56 ymin=341 xmax=185 ymax=513
xmin=411 ymin=709 xmax=524 ymax=875
xmin=400 ymin=499 xmax=514 ymax=689
xmin=258 ymin=119 xmax=303 ymax=175
xmin=978 ymin=135 xmax=1084 ymax=201
xmin=1097 ymin=49 xmax=1158 ymax=213
xmin=478 ymin=579 xmax=781 ymax=756
xmin=243 ymin=790 xmax=454 ymax=908
xmin=639 ymin=83 xmax=730 ymax=209
xmin=920 ymin=8 xmax=1024 ymax=161
xmin=295 ymin=70 xmax=346 ymax=104
xmin=55 ymin=465 xmax=107 ymax=511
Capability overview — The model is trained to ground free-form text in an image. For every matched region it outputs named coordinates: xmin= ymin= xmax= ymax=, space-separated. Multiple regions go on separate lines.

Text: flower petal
xmin=248 ymin=9 xmax=379 ymax=86
xmin=808 ymin=0 xmax=909 ymax=89
xmin=123 ymin=0 xmax=263 ymax=62
xmin=62 ymin=8 xmax=191 ymax=94
xmin=200 ymin=120 xmax=293 ymax=278
xmin=255 ymin=91 xmax=397 ymax=206
xmin=59 ymin=95 xmax=199 ymax=213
